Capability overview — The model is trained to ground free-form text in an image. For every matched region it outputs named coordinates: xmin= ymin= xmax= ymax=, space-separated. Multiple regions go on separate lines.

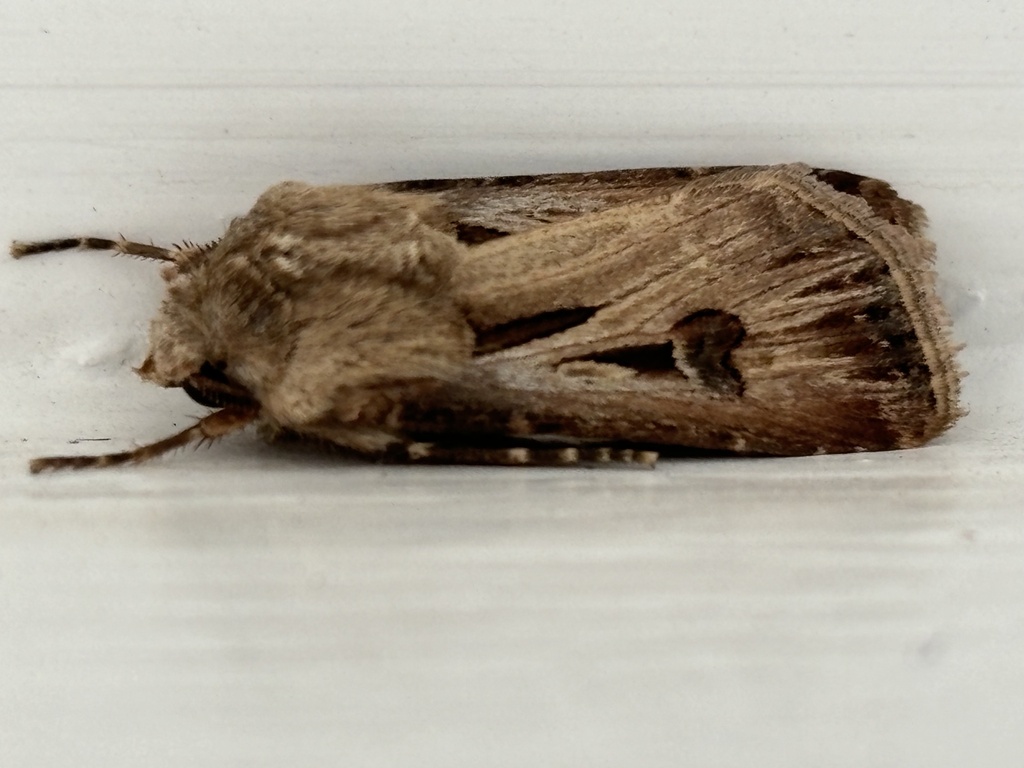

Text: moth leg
xmin=11 ymin=236 xmax=176 ymax=262
xmin=29 ymin=405 xmax=258 ymax=473
xmin=395 ymin=443 xmax=659 ymax=468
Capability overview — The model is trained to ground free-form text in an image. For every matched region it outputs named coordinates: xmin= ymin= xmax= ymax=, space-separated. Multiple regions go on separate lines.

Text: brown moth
xmin=12 ymin=163 xmax=962 ymax=472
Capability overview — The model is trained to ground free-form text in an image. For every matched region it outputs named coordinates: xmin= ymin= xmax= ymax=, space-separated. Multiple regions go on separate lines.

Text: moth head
xmin=134 ymin=181 xmax=474 ymax=423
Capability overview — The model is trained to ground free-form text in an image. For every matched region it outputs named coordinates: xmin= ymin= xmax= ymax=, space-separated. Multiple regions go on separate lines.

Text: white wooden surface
xmin=1 ymin=2 xmax=1022 ymax=765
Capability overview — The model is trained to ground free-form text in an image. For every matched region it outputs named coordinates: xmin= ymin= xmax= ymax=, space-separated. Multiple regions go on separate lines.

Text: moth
xmin=12 ymin=163 xmax=962 ymax=472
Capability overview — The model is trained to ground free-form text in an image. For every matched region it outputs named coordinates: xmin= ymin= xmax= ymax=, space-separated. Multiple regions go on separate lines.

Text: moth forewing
xmin=424 ymin=164 xmax=961 ymax=455
xmin=14 ymin=164 xmax=962 ymax=471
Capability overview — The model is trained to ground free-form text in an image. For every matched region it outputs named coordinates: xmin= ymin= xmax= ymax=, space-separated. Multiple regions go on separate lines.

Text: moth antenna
xmin=28 ymin=405 xmax=257 ymax=473
xmin=10 ymin=236 xmax=178 ymax=262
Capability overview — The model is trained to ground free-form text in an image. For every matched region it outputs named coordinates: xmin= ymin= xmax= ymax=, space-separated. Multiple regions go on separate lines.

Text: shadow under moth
xmin=12 ymin=163 xmax=962 ymax=472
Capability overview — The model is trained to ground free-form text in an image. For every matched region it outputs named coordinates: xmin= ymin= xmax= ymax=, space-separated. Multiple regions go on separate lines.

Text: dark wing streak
xmin=379 ymin=166 xmax=739 ymax=242
xmin=379 ymin=165 xmax=919 ymax=246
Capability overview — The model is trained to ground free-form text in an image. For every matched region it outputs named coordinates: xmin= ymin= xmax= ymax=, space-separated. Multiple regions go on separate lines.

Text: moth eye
xmin=182 ymin=360 xmax=255 ymax=409
xmin=202 ymin=360 xmax=229 ymax=378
